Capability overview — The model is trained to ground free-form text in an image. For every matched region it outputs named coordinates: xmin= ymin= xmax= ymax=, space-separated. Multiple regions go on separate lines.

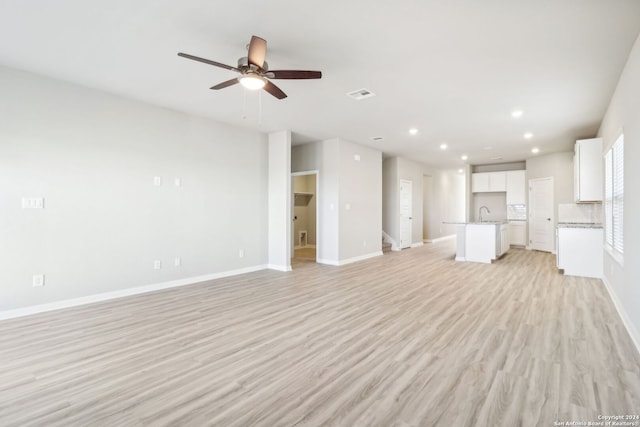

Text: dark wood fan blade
xmin=210 ymin=78 xmax=239 ymax=90
xmin=263 ymin=80 xmax=287 ymax=99
xmin=268 ymin=70 xmax=322 ymax=79
xmin=248 ymin=36 xmax=267 ymax=68
xmin=178 ymin=52 xmax=239 ymax=72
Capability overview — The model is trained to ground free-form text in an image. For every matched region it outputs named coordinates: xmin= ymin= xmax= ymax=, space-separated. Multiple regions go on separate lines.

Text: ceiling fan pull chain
xmin=242 ymin=87 xmax=247 ymax=120
xmin=259 ymin=90 xmax=263 ymax=125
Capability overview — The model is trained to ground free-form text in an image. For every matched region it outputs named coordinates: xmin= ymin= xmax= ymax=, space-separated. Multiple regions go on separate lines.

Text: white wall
xmin=382 ymin=157 xmax=399 ymax=246
xmin=0 ymin=66 xmax=269 ymax=312
xmin=338 ymin=139 xmax=382 ymax=260
xmin=598 ymin=33 xmax=640 ymax=350
xmin=292 ymin=138 xmax=382 ymax=264
xmin=526 ymin=151 xmax=574 ymax=246
xmin=383 ymin=156 xmax=465 ymax=246
xmin=268 ymin=130 xmax=292 ymax=271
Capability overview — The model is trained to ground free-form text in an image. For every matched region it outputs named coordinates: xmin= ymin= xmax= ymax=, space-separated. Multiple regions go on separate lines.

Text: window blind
xmin=605 ymin=134 xmax=624 ymax=255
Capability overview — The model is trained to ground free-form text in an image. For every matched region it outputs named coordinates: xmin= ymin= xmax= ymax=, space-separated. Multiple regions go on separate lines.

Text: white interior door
xmin=400 ymin=179 xmax=412 ymax=249
xmin=529 ymin=177 xmax=554 ymax=252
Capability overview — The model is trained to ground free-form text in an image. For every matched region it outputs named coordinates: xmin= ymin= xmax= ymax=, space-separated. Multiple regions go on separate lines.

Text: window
xmin=604 ymin=133 xmax=624 ymax=258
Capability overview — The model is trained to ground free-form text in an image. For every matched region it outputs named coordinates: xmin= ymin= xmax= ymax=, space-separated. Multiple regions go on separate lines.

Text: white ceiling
xmin=1 ymin=0 xmax=639 ymax=168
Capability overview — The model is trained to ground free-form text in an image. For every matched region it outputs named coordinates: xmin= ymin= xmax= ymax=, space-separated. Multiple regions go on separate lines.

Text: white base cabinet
xmin=557 ymin=227 xmax=603 ymax=278
xmin=462 ymin=223 xmax=509 ymax=264
xmin=508 ymin=221 xmax=527 ymax=246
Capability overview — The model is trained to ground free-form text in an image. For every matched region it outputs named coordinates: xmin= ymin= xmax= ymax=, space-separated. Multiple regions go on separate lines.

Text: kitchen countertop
xmin=557 ymin=222 xmax=603 ymax=229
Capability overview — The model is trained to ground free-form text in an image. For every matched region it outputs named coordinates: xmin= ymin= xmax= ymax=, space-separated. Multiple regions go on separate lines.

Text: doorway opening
xmin=292 ymin=172 xmax=318 ymax=263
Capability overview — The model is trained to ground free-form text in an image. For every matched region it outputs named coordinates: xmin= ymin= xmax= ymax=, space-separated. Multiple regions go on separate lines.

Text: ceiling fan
xmin=178 ymin=35 xmax=322 ymax=100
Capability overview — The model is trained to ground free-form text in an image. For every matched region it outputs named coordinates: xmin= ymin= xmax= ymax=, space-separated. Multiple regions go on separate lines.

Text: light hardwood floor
xmin=1 ymin=241 xmax=639 ymax=426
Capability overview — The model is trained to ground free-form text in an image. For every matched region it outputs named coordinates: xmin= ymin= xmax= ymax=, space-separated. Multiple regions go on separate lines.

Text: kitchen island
xmin=450 ymin=221 xmax=509 ymax=264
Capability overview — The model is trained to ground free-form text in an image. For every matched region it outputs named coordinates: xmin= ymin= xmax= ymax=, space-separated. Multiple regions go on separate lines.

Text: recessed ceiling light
xmin=512 ymin=110 xmax=523 ymax=118
xmin=531 ymin=147 xmax=540 ymax=154
xmin=440 ymin=143 xmax=448 ymax=150
xmin=409 ymin=128 xmax=418 ymax=135
xmin=490 ymin=156 xmax=503 ymax=161
xmin=458 ymin=169 xmax=464 ymax=174
xmin=461 ymin=155 xmax=468 ymax=161
xmin=524 ymin=132 xmax=533 ymax=139
xmin=483 ymin=146 xmax=493 ymax=150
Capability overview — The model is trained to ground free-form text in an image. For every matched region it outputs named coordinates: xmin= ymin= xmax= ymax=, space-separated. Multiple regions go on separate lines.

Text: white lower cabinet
xmin=557 ymin=227 xmax=603 ymax=278
xmin=508 ymin=221 xmax=527 ymax=246
xmin=498 ymin=223 xmax=509 ymax=257
xmin=463 ymin=223 xmax=509 ymax=264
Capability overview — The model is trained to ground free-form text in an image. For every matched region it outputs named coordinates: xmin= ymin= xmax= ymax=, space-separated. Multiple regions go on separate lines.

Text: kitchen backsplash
xmin=558 ymin=203 xmax=602 ymax=223
xmin=507 ymin=204 xmax=527 ymax=220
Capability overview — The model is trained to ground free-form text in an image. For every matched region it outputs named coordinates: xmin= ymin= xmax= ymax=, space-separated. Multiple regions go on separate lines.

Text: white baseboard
xmin=267 ymin=264 xmax=292 ymax=272
xmin=0 ymin=264 xmax=269 ymax=321
xmin=317 ymin=258 xmax=339 ymax=266
xmin=410 ymin=242 xmax=424 ymax=248
xmin=425 ymin=234 xmax=456 ymax=244
xmin=601 ymin=276 xmax=640 ymax=356
xmin=318 ymin=251 xmax=384 ymax=266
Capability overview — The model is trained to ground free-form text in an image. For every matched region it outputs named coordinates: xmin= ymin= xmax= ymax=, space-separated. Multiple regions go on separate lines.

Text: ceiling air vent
xmin=346 ymin=88 xmax=376 ymax=100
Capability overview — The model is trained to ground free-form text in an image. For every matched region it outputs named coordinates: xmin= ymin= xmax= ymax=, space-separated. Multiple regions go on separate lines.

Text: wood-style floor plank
xmin=1 ymin=241 xmax=639 ymax=426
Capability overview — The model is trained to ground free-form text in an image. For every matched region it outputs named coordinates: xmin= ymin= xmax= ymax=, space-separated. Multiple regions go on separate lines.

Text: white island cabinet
xmin=456 ymin=222 xmax=509 ymax=264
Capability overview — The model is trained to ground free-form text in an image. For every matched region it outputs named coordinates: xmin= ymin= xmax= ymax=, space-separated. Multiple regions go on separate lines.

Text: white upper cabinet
xmin=574 ymin=138 xmax=603 ymax=202
xmin=472 ymin=173 xmax=490 ymax=192
xmin=472 ymin=171 xmax=506 ymax=193
xmin=506 ymin=170 xmax=526 ymax=205
xmin=488 ymin=172 xmax=506 ymax=191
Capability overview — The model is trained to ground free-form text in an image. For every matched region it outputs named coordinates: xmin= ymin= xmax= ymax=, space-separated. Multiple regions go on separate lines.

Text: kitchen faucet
xmin=479 ymin=206 xmax=491 ymax=222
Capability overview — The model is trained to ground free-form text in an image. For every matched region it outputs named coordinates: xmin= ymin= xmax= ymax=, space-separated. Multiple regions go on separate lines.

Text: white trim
xmin=382 ymin=230 xmax=400 ymax=251
xmin=317 ymin=258 xmax=339 ymax=266
xmin=0 ymin=265 xmax=268 ymax=321
xmin=318 ymin=251 xmax=384 ymax=266
xmin=267 ymin=264 xmax=292 ymax=272
xmin=410 ymin=242 xmax=424 ymax=248
xmin=601 ymin=276 xmax=640 ymax=356
xmin=424 ymin=234 xmax=456 ymax=244
xmin=337 ymin=251 xmax=384 ymax=265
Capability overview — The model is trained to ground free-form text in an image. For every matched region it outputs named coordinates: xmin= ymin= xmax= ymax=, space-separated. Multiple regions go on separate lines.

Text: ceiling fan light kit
xmin=239 ymin=73 xmax=266 ymax=90
xmin=178 ymin=35 xmax=322 ymax=100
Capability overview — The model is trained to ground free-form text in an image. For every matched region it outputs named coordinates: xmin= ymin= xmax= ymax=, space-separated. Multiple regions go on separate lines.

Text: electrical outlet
xmin=174 ymin=257 xmax=181 ymax=267
xmin=154 ymin=260 xmax=162 ymax=270
xmin=363 ymin=240 xmax=367 ymax=247
xmin=153 ymin=176 xmax=162 ymax=186
xmin=22 ymin=197 xmax=45 ymax=209
xmin=32 ymin=274 xmax=45 ymax=287
xmin=174 ymin=178 xmax=181 ymax=187
xmin=239 ymin=249 xmax=245 ymax=258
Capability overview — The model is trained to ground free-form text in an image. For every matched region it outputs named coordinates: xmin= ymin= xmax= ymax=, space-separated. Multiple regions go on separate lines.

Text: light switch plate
xmin=22 ymin=197 xmax=44 ymax=209
xmin=32 ymin=274 xmax=45 ymax=287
